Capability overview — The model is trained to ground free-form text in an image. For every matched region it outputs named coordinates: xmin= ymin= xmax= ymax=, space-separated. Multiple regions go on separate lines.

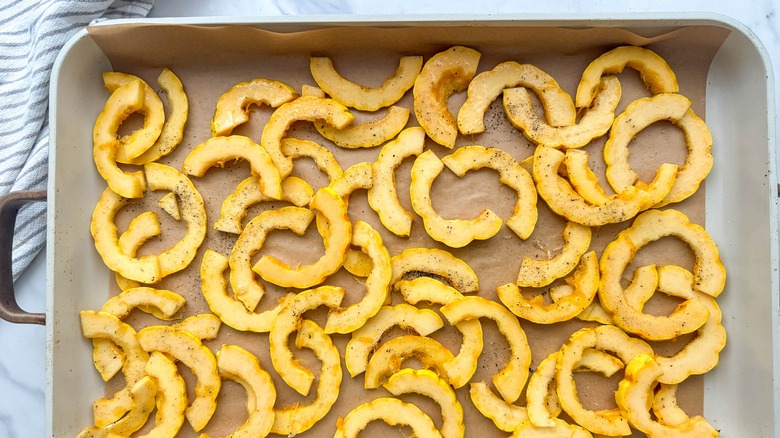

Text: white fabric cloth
xmin=0 ymin=0 xmax=153 ymax=280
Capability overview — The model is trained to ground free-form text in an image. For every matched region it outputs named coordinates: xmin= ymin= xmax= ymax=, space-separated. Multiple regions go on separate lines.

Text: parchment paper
xmin=87 ymin=22 xmax=729 ymax=437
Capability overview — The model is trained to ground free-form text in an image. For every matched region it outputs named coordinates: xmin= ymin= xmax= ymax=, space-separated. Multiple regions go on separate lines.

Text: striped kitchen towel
xmin=1 ymin=0 xmax=153 ymax=280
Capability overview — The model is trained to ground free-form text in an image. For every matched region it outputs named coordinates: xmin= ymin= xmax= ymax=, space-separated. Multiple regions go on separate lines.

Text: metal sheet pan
xmin=45 ymin=15 xmax=778 ymax=436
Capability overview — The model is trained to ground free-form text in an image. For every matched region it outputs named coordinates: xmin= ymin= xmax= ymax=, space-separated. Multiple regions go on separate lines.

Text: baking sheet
xmin=83 ymin=23 xmax=729 ymax=436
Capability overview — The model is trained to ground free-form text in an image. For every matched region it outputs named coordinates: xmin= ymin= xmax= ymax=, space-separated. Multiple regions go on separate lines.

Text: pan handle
xmin=0 ymin=190 xmax=47 ymax=325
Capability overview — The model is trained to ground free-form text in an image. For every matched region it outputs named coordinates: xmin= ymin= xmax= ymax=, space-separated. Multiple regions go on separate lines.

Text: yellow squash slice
xmin=230 ymin=206 xmax=314 ymax=312
xmin=390 ymin=247 xmax=479 ymax=294
xmin=344 ymin=303 xmax=444 ymax=377
xmin=170 ymin=315 xmax=222 ymax=342
xmin=604 ymin=93 xmax=712 ymax=207
xmin=515 ymin=221 xmax=591 ymax=288
xmin=136 ymin=326 xmax=220 ymax=432
xmin=93 ymin=287 xmax=185 ymax=382
xmin=141 ymin=352 xmax=187 ymax=438
xmin=324 ymin=161 xmax=375 ymax=274
xmin=315 ymin=105 xmax=410 ymax=148
xmin=280 ymin=137 xmax=343 ymax=181
xmin=414 ymin=46 xmax=481 ymax=148
xmin=271 ymin=319 xmax=342 ymax=436
xmin=440 ymin=296 xmax=531 ymax=403
xmin=91 ymin=187 xmax=161 ymax=283
xmin=396 ymin=277 xmax=483 ymax=389
xmin=563 ymin=149 xmax=610 ymax=205
xmin=566 ymin=148 xmax=677 ymax=210
xmin=100 ymin=287 xmax=185 ymax=321
xmin=334 ymin=397 xmax=441 ymax=438
xmin=114 ymin=211 xmax=161 ymax=291
xmin=79 ymin=310 xmax=149 ymax=398
xmin=301 ymin=84 xmax=326 ymax=98
xmin=261 ymin=96 xmax=354 ymax=177
xmin=503 ymin=76 xmax=621 ymax=149
xmin=92 ymin=79 xmax=147 ymax=198
xmin=533 ymin=145 xmax=651 ymax=226
xmin=363 ymin=335 xmax=455 ymax=389
xmin=80 ymin=310 xmax=149 ymax=428
xmin=206 ymin=345 xmax=275 ymax=438
xmin=615 ymin=354 xmax=718 ymax=437
xmin=599 ymin=209 xmax=725 ymax=340
xmin=144 ymin=162 xmax=207 ymax=279
xmin=367 ymin=127 xmax=426 ymax=236
xmin=411 ymin=150 xmax=503 ymax=248
xmin=577 ymin=348 xmax=626 ymax=375
xmin=79 ymin=310 xmax=149 ymax=428
xmin=93 ymin=139 xmax=147 ymax=199
xmin=645 ymin=265 xmax=727 ymax=384
xmin=182 ymin=135 xmax=283 ymax=199
xmin=576 ymin=45 xmax=679 ymax=108
xmin=211 ymin=78 xmax=298 ymax=136
xmin=330 ymin=161 xmax=374 ymax=199
xmin=396 ymin=276 xmax=466 ymax=305
xmin=316 ymin=161 xmax=374 ymax=238
xmin=105 ymin=69 xmax=188 ymax=165
xmin=342 ymin=248 xmax=374 ymax=278
xmin=214 ymin=176 xmax=313 ymax=235
xmin=526 ymin=352 xmax=563 ymax=428
xmin=201 ymin=249 xmax=295 ymax=333
xmin=498 ymin=251 xmax=599 ymax=324
xmin=254 ymin=187 xmax=351 ymax=288
xmin=384 ymin=368 xmax=465 ymax=438
xmin=157 ymin=192 xmax=180 ymax=221
xmin=127 ymin=68 xmax=188 ymax=165
xmin=101 ymin=72 xmax=162 ymax=163
xmin=78 ymin=376 xmax=157 ymax=438
xmin=310 ymin=55 xmax=422 ymax=111
xmin=527 ymin=349 xmax=624 ymax=429
xmin=441 ymin=145 xmax=538 ymax=239
xmin=458 ymin=61 xmax=576 ymax=135
xmin=652 ymin=384 xmax=690 ymax=427
xmin=96 ymin=74 xmax=164 ymax=161
xmin=325 ymin=221 xmax=392 ymax=333
xmin=468 ymin=383 xmax=528 ymax=432
xmin=555 ymin=325 xmax=653 ymax=436
xmin=269 ymin=285 xmax=344 ymax=396
xmin=572 ymin=298 xmax=615 ymax=325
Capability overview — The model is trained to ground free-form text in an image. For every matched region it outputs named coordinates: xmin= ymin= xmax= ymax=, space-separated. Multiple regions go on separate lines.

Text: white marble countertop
xmin=2 ymin=0 xmax=778 ymax=436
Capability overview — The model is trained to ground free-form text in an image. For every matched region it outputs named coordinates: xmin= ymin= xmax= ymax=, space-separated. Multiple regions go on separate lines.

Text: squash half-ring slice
xmin=576 ymin=45 xmax=679 ymax=108
xmin=414 ymin=46 xmax=481 ymax=148
xmin=144 ymin=162 xmax=207 ymax=279
xmin=136 ymin=326 xmax=220 ymax=432
xmin=344 ymin=303 xmax=444 ymax=377
xmin=182 ymin=135 xmax=283 ymax=199
xmin=334 ymin=397 xmax=441 ymax=438
xmin=503 ymin=76 xmax=621 ymax=149
xmin=367 ymin=127 xmax=426 ymax=237
xmin=211 ymin=77 xmax=298 ymax=137
xmin=604 ymin=93 xmax=711 ymax=207
xmin=269 ymin=286 xmax=344 ymax=396
xmin=441 ymin=145 xmax=538 ymax=240
xmin=411 ymin=150 xmax=503 ymax=248
xmin=440 ymin=296 xmax=531 ymax=403
xmin=230 ymin=206 xmax=314 ymax=312
xmin=253 ymin=187 xmax=351 ymax=289
xmin=310 ymin=56 xmax=422 ymax=111
xmin=325 ymin=220 xmax=392 ymax=334
xmin=260 ymin=96 xmax=354 ymax=178
xmin=271 ymin=319 xmax=342 ymax=435
xmin=458 ymin=61 xmax=575 ymax=135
